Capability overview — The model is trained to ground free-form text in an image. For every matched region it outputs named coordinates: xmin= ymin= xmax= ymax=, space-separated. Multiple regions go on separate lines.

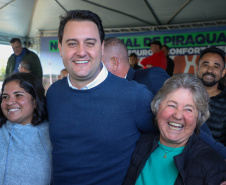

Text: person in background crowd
xmin=102 ymin=37 xmax=226 ymax=159
xmin=18 ymin=60 xmax=31 ymax=73
xmin=140 ymin=40 xmax=167 ymax=70
xmin=47 ymin=10 xmax=155 ymax=185
xmin=102 ymin=37 xmax=169 ymax=95
xmin=58 ymin=68 xmax=68 ymax=79
xmin=123 ymin=73 xmax=226 ymax=185
xmin=5 ymin=38 xmax=43 ymax=81
xmin=129 ymin=52 xmax=142 ymax=70
xmin=196 ymin=47 xmax=226 ymax=146
xmin=162 ymin=45 xmax=175 ymax=77
xmin=220 ymin=73 xmax=226 ymax=86
xmin=0 ymin=73 xmax=51 ymax=185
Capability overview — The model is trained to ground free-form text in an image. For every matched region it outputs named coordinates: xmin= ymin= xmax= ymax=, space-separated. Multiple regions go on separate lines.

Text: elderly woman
xmin=0 ymin=73 xmax=51 ymax=185
xmin=123 ymin=73 xmax=226 ymax=185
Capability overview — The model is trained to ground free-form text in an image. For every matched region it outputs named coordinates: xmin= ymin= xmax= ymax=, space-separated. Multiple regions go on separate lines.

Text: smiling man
xmin=46 ymin=10 xmax=155 ymax=185
xmin=197 ymin=47 xmax=226 ymax=146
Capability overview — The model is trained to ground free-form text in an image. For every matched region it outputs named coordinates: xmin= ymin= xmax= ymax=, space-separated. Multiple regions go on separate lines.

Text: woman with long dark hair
xmin=0 ymin=73 xmax=51 ymax=185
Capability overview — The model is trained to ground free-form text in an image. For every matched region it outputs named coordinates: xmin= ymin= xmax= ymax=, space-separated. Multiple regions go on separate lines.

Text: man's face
xmin=58 ymin=20 xmax=104 ymax=87
xmin=11 ymin=41 xmax=23 ymax=56
xmin=150 ymin=44 xmax=160 ymax=54
xmin=129 ymin=56 xmax=137 ymax=66
xmin=197 ymin=53 xmax=226 ymax=87
xmin=60 ymin=70 xmax=68 ymax=79
xmin=162 ymin=46 xmax=169 ymax=57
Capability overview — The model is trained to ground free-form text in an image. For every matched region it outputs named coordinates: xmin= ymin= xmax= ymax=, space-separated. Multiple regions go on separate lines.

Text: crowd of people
xmin=1 ymin=9 xmax=226 ymax=185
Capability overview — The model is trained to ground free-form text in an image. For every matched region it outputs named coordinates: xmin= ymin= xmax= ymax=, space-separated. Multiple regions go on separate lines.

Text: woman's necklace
xmin=159 ymin=143 xmax=176 ymax=158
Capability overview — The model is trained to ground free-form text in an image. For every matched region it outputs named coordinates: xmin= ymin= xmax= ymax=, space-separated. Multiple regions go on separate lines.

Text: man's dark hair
xmin=162 ymin=45 xmax=169 ymax=50
xmin=21 ymin=60 xmax=31 ymax=71
xmin=198 ymin=47 xmax=225 ymax=67
xmin=10 ymin=38 xmax=21 ymax=44
xmin=0 ymin=73 xmax=48 ymax=127
xmin=147 ymin=40 xmax=162 ymax=49
xmin=58 ymin=10 xmax=105 ymax=44
xmin=129 ymin=52 xmax=138 ymax=58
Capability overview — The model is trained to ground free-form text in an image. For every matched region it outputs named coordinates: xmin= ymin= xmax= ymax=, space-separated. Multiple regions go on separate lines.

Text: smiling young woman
xmin=0 ymin=73 xmax=52 ymax=185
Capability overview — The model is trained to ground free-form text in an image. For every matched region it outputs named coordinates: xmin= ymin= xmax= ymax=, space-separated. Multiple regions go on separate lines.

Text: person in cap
xmin=140 ymin=40 xmax=167 ymax=70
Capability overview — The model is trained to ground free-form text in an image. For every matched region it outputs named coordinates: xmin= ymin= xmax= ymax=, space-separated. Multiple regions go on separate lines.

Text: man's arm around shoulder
xmin=134 ymin=83 xmax=157 ymax=133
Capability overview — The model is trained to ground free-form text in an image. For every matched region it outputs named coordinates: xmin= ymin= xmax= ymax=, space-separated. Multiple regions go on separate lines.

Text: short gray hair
xmin=104 ymin=37 xmax=128 ymax=55
xmin=20 ymin=60 xmax=31 ymax=71
xmin=151 ymin=73 xmax=210 ymax=128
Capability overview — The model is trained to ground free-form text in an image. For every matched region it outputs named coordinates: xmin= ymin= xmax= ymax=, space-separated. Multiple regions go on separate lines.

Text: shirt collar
xmin=67 ymin=62 xmax=108 ymax=90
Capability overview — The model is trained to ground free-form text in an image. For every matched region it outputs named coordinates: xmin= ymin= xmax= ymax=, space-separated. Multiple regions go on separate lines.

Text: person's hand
xmin=220 ymin=181 xmax=226 ymax=185
xmin=146 ymin=64 xmax=153 ymax=68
